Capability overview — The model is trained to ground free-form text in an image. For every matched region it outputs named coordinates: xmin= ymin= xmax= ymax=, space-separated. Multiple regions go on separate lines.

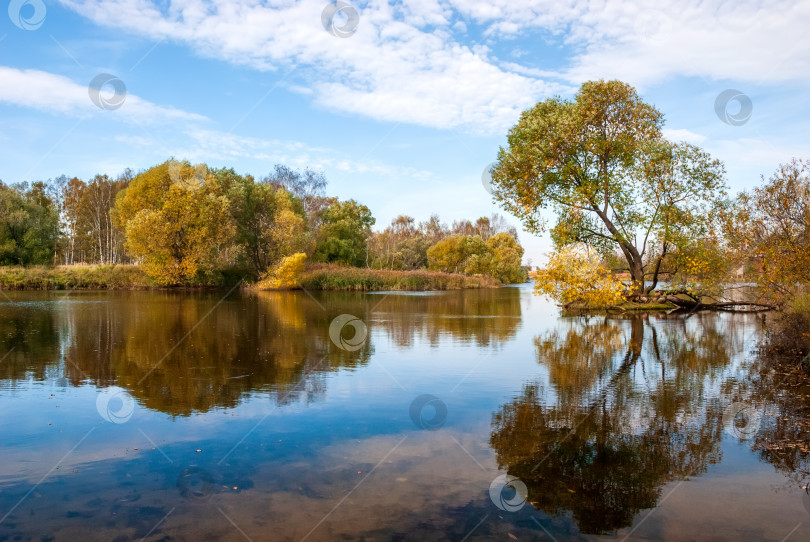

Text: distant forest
xmin=0 ymin=161 xmax=526 ymax=285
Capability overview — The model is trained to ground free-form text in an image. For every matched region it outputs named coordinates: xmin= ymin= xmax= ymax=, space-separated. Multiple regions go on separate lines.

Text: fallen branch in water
xmin=661 ymin=295 xmax=774 ymax=313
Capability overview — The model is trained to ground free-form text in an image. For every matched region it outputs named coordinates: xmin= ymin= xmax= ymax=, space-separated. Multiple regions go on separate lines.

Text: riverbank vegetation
xmin=0 ymin=163 xmax=526 ymax=290
xmin=0 ymin=264 xmax=152 ymax=290
xmin=488 ymin=79 xmax=809 ymax=356
xmin=298 ymin=263 xmax=498 ymax=291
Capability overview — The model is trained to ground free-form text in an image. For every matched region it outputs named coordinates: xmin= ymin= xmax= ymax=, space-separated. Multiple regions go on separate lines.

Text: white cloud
xmin=57 ymin=0 xmax=559 ymax=132
xmin=55 ymin=1 xmax=810 ymax=134
xmin=0 ymin=65 xmax=205 ymax=123
xmin=662 ymin=128 xmax=707 ymax=144
xmin=446 ymin=0 xmax=810 ymax=86
xmin=118 ymin=127 xmax=434 ymax=179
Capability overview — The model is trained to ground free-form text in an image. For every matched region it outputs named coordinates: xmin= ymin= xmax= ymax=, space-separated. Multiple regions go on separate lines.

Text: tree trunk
xmin=591 ymin=205 xmax=645 ymax=293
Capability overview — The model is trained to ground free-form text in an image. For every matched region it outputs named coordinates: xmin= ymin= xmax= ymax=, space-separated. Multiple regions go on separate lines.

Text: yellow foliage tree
xmin=114 ymin=161 xmax=236 ymax=285
xmin=726 ymin=159 xmax=810 ymax=303
xmin=534 ymin=244 xmax=627 ymax=307
xmin=258 ymin=252 xmax=307 ymax=290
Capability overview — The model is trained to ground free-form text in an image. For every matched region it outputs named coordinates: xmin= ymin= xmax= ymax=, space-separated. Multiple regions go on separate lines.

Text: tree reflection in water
xmin=731 ymin=348 xmax=810 ymax=512
xmin=490 ymin=313 xmax=754 ymax=535
xmin=0 ymin=287 xmax=522 ymax=416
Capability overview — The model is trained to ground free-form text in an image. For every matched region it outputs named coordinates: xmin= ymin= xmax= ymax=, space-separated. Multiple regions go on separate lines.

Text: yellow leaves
xmin=534 ymin=243 xmax=626 ymax=307
xmin=426 ymin=233 xmax=526 ymax=283
xmin=258 ymin=252 xmax=307 ymax=290
xmin=116 ymin=162 xmax=235 ymax=285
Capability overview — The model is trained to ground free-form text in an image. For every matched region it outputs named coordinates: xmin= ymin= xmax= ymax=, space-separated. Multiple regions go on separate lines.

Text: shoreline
xmin=0 ymin=264 xmax=503 ymax=292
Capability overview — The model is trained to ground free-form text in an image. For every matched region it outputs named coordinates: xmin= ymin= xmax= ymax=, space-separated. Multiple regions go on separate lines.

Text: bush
xmin=257 ymin=253 xmax=307 ymax=290
xmin=534 ymin=244 xmax=626 ymax=307
xmin=763 ymin=293 xmax=810 ymax=362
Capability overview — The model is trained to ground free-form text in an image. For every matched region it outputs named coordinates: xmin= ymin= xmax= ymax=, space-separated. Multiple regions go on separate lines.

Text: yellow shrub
xmin=534 ymin=244 xmax=626 ymax=307
xmin=258 ymin=253 xmax=307 ymax=290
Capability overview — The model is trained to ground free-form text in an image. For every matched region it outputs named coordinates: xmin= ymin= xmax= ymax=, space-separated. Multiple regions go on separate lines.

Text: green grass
xmin=297 ymin=264 xmax=499 ymax=291
xmin=0 ymin=264 xmax=154 ymax=290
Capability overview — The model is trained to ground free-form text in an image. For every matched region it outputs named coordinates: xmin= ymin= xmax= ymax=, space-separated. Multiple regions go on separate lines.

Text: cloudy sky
xmin=2 ymin=0 xmax=809 ymax=263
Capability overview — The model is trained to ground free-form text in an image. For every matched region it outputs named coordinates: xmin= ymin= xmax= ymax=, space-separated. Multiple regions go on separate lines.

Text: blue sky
xmin=1 ymin=0 xmax=809 ymax=264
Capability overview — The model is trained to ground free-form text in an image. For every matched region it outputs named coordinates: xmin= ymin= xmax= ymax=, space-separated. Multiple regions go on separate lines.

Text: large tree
xmin=114 ymin=161 xmax=235 ymax=285
xmin=312 ymin=199 xmax=375 ymax=267
xmin=490 ymin=80 xmax=727 ymax=294
xmin=217 ymin=168 xmax=309 ymax=276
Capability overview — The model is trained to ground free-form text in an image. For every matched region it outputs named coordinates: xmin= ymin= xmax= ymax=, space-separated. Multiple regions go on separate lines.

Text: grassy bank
xmin=0 ymin=263 xmax=500 ymax=291
xmin=297 ymin=264 xmax=499 ymax=291
xmin=0 ymin=265 xmax=154 ymax=290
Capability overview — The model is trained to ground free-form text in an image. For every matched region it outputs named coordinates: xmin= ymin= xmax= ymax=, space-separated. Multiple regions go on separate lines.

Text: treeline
xmin=0 ymin=161 xmax=526 ymax=285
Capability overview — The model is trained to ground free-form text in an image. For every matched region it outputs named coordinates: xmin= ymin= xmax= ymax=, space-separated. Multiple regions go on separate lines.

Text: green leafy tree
xmin=0 ymin=182 xmax=59 ymax=265
xmin=484 ymin=232 xmax=526 ymax=283
xmin=313 ymin=199 xmax=375 ymax=266
xmin=490 ymin=80 xmax=726 ymax=294
xmin=218 ymin=169 xmax=309 ymax=276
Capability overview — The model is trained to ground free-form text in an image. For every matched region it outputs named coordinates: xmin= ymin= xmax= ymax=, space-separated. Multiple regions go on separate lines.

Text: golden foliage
xmin=533 ymin=244 xmax=626 ymax=306
xmin=115 ymin=161 xmax=236 ymax=285
xmin=426 ymin=233 xmax=526 ymax=283
xmin=258 ymin=252 xmax=307 ymax=290
xmin=726 ymin=159 xmax=810 ymax=302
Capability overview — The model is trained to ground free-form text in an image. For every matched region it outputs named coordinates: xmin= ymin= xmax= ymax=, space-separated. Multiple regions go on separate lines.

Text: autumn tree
xmin=258 ymin=252 xmax=307 ymax=290
xmin=483 ymin=232 xmax=527 ymax=284
xmin=368 ymin=215 xmax=433 ymax=270
xmin=114 ymin=161 xmax=236 ymax=285
xmin=427 ymin=234 xmax=487 ymax=274
xmin=490 ymin=80 xmax=727 ymax=295
xmin=218 ymin=168 xmax=309 ymax=276
xmin=426 ymin=231 xmax=526 ymax=283
xmin=420 ymin=214 xmax=448 ymax=244
xmin=312 ymin=199 xmax=375 ymax=266
xmin=726 ymin=159 xmax=810 ymax=302
xmin=60 ymin=174 xmax=128 ymax=265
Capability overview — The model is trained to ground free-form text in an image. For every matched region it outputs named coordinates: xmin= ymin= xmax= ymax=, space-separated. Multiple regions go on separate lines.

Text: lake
xmin=1 ymin=284 xmax=809 ymax=541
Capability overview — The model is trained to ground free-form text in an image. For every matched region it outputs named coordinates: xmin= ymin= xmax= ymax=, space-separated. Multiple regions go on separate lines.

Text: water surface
xmin=1 ymin=285 xmax=809 ymax=541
